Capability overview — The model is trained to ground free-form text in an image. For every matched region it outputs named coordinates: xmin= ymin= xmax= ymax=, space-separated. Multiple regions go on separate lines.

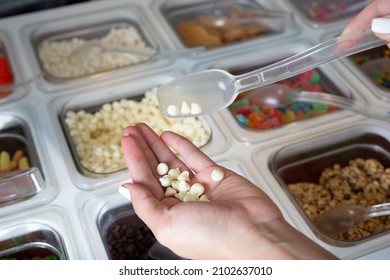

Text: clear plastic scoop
xmin=69 ymin=42 xmax=205 ymax=64
xmin=315 ymin=202 xmax=390 ymax=235
xmin=157 ymin=30 xmax=386 ymax=118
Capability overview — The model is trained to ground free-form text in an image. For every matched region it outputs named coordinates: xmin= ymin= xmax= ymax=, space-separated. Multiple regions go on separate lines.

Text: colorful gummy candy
xmin=352 ymin=48 xmax=390 ymax=90
xmin=229 ymin=69 xmax=337 ymax=130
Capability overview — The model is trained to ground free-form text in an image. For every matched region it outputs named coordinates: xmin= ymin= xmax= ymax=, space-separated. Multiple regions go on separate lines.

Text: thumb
xmin=119 ymin=183 xmax=166 ymax=232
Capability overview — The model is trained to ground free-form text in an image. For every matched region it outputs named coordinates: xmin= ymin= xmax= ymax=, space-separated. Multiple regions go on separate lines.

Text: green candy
xmin=310 ymin=71 xmax=321 ymax=85
xmin=251 ymin=105 xmax=261 ymax=113
xmin=313 ymin=103 xmax=328 ymax=113
xmin=44 ymin=255 xmax=59 ymax=260
xmin=230 ymin=98 xmax=249 ymax=110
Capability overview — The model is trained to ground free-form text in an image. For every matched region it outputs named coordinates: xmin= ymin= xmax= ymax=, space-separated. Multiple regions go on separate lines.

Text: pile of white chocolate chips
xmin=39 ymin=26 xmax=154 ymax=79
xmin=156 ymin=162 xmax=224 ymax=202
xmin=64 ymin=87 xmax=211 ymax=173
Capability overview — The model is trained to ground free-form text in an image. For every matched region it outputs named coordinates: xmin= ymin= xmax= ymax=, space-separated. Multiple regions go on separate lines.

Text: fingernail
xmin=371 ymin=17 xmax=390 ymax=34
xmin=118 ymin=185 xmax=131 ymax=201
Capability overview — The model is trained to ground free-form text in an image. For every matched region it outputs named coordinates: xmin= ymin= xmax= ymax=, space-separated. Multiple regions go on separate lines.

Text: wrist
xmin=226 ymin=218 xmax=336 ymax=260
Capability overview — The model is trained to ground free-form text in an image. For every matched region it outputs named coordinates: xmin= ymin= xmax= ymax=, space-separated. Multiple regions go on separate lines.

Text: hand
xmin=343 ymin=0 xmax=390 ymax=48
xmin=121 ymin=123 xmax=336 ymax=259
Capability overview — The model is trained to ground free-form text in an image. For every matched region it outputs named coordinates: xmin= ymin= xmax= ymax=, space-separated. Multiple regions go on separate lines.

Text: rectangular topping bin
xmin=0 ymin=223 xmax=68 ymax=260
xmin=203 ymin=40 xmax=356 ymax=143
xmin=268 ymin=124 xmax=390 ymax=248
xmin=98 ymin=203 xmax=158 ymax=260
xmin=85 ymin=193 xmax=182 ymax=260
xmin=0 ymin=116 xmax=45 ymax=207
xmin=59 ymin=86 xmax=212 ymax=178
xmin=227 ymin=66 xmax=345 ymax=131
xmin=160 ymin=0 xmax=290 ymax=49
xmin=32 ymin=19 xmax=157 ymax=83
xmin=99 ymin=203 xmax=183 ymax=260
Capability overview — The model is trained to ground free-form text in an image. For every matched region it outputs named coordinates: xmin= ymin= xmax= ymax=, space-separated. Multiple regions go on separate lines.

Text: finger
xmin=160 ymin=130 xmax=215 ymax=173
xmin=135 ymin=123 xmax=189 ymax=172
xmin=122 ymin=183 xmax=167 ymax=234
xmin=343 ymin=0 xmax=390 ymax=33
xmin=123 ymin=125 xmax=159 ymax=176
xmin=121 ymin=129 xmax=163 ymax=198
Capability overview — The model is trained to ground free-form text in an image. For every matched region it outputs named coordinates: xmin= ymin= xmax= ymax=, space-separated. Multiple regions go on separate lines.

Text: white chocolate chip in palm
xmin=157 ymin=162 xmax=209 ymax=202
xmin=157 ymin=162 xmax=169 ymax=175
xmin=159 ymin=175 xmax=172 ymax=187
xmin=211 ymin=168 xmax=224 ymax=182
xmin=177 ymin=170 xmax=190 ymax=181
xmin=168 ymin=167 xmax=180 ymax=179
xmin=189 ymin=183 xmax=205 ymax=196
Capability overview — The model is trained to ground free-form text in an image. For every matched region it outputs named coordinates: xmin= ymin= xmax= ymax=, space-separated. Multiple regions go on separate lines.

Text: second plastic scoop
xmin=315 ymin=202 xmax=390 ymax=235
xmin=247 ymin=84 xmax=390 ymax=121
xmin=69 ymin=42 xmax=204 ymax=63
xmin=69 ymin=42 xmax=158 ymax=63
xmin=157 ymin=30 xmax=386 ymax=117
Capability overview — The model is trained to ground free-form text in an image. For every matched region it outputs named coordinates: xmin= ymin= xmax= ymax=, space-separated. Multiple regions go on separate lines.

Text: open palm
xmin=121 ymin=123 xmax=335 ymax=260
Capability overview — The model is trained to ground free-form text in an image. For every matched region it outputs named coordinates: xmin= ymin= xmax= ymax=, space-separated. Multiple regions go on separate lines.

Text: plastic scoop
xmin=315 ymin=202 xmax=390 ymax=235
xmin=247 ymin=84 xmax=390 ymax=121
xmin=69 ymin=42 xmax=204 ymax=63
xmin=157 ymin=30 xmax=386 ymax=118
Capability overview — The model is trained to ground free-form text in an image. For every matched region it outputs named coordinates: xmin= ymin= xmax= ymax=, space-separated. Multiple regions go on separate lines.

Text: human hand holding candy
xmin=120 ymin=123 xmax=336 ymax=260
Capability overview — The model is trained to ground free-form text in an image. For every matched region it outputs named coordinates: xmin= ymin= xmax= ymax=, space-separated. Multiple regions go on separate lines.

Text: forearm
xmin=228 ymin=218 xmax=337 ymax=260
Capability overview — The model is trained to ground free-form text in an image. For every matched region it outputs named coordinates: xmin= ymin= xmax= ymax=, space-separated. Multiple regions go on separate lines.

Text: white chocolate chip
xmin=180 ymin=101 xmax=191 ymax=115
xmin=168 ymin=168 xmax=180 ymax=179
xmin=167 ymin=104 xmax=179 ymax=116
xmin=175 ymin=191 xmax=187 ymax=201
xmin=178 ymin=180 xmax=190 ymax=192
xmin=157 ymin=162 xmax=169 ymax=175
xmin=171 ymin=180 xmax=180 ymax=190
xmin=211 ymin=168 xmax=224 ymax=182
xmin=183 ymin=193 xmax=199 ymax=202
xmin=158 ymin=163 xmax=210 ymax=202
xmin=177 ymin=170 xmax=190 ymax=181
xmin=189 ymin=183 xmax=205 ymax=196
xmin=164 ymin=187 xmax=176 ymax=197
xmin=159 ymin=175 xmax=172 ymax=187
xmin=191 ymin=103 xmax=202 ymax=115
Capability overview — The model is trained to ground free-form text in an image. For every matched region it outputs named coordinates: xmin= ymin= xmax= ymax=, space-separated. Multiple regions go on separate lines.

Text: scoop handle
xmin=234 ymin=30 xmax=386 ymax=93
xmin=294 ymin=91 xmax=390 ymax=122
xmin=366 ymin=202 xmax=390 ymax=219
